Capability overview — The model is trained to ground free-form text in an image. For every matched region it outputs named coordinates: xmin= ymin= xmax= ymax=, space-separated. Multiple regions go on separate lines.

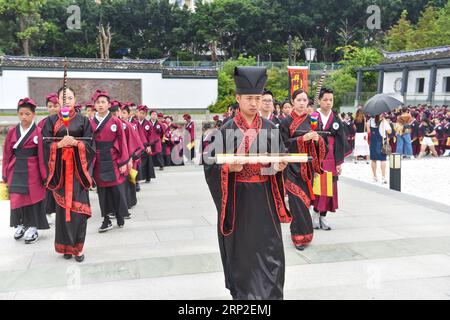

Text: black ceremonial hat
xmin=234 ymin=66 xmax=267 ymax=95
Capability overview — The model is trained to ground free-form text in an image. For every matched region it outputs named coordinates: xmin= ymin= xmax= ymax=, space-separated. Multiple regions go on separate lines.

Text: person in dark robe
xmin=134 ymin=105 xmax=155 ymax=183
xmin=148 ymin=110 xmax=164 ymax=171
xmin=89 ymin=91 xmax=130 ymax=233
xmin=38 ymin=93 xmax=61 ymax=221
xmin=2 ymin=98 xmax=49 ymax=244
xmin=410 ymin=111 xmax=421 ymax=157
xmin=280 ymin=89 xmax=327 ymax=251
xmin=312 ymin=88 xmax=351 ymax=230
xmin=42 ymin=87 xmax=95 ymax=262
xmin=260 ymin=89 xmax=281 ymax=128
xmin=184 ymin=113 xmax=195 ymax=162
xmin=118 ymin=102 xmax=145 ymax=210
xmin=204 ymin=66 xmax=291 ymax=300
xmin=163 ymin=115 xmax=174 ymax=166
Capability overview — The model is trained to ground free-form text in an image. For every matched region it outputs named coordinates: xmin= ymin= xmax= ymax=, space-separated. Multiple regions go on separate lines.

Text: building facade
xmin=0 ymin=56 xmax=218 ymax=111
xmin=355 ymin=46 xmax=450 ymax=107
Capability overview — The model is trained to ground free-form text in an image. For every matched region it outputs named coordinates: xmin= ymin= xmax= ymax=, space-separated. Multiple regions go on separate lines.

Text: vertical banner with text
xmin=288 ymin=66 xmax=309 ymax=98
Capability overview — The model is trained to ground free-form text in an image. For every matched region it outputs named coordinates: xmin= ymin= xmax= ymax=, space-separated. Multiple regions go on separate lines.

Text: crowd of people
xmin=3 ymin=71 xmax=449 ymax=300
xmin=2 ymin=89 xmax=196 ymax=262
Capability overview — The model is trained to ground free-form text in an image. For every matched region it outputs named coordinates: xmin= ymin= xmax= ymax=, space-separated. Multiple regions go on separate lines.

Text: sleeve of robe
xmin=115 ymin=120 xmax=130 ymax=168
xmin=2 ymin=127 xmax=14 ymax=182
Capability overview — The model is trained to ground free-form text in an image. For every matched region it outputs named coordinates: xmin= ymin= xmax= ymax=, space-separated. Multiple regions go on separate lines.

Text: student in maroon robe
xmin=312 ymin=88 xmax=351 ymax=230
xmin=89 ymin=90 xmax=130 ymax=233
xmin=2 ymin=98 xmax=49 ymax=244
xmin=84 ymin=103 xmax=95 ymax=120
xmin=38 ymin=93 xmax=61 ymax=220
xmin=280 ymin=89 xmax=327 ymax=250
xmin=42 ymin=87 xmax=95 ymax=262
xmin=134 ymin=105 xmax=155 ymax=183
xmin=204 ymin=66 xmax=291 ymax=300
xmin=162 ymin=116 xmax=174 ymax=166
xmin=38 ymin=93 xmax=60 ymax=129
xmin=116 ymin=102 xmax=145 ymax=209
xmin=170 ymin=123 xmax=185 ymax=166
xmin=184 ymin=113 xmax=195 ymax=162
xmin=148 ymin=110 xmax=164 ymax=171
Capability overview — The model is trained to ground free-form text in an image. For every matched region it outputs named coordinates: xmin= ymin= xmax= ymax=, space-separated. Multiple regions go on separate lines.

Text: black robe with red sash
xmin=204 ymin=111 xmax=291 ymax=300
xmin=280 ymin=111 xmax=327 ymax=247
xmin=42 ymin=112 xmax=95 ymax=256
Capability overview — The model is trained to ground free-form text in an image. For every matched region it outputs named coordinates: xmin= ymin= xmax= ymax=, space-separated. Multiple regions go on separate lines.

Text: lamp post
xmin=288 ymin=35 xmax=292 ymax=66
xmin=304 ymin=47 xmax=317 ymax=70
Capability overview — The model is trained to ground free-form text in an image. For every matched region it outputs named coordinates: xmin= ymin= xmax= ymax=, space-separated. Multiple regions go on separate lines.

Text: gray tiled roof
xmin=382 ymin=46 xmax=450 ymax=64
xmin=0 ymin=55 xmax=218 ymax=78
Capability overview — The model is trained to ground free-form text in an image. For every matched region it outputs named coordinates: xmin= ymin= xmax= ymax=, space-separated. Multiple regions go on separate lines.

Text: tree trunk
xmin=19 ymin=15 xmax=30 ymax=56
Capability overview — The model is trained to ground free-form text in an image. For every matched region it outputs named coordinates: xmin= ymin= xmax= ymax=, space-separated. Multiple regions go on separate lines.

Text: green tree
xmin=409 ymin=5 xmax=440 ymax=49
xmin=0 ymin=0 xmax=47 ymax=56
xmin=384 ymin=10 xmax=414 ymax=51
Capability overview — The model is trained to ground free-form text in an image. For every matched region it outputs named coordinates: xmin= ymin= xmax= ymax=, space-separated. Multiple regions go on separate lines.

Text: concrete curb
xmin=341 ymin=176 xmax=450 ymax=215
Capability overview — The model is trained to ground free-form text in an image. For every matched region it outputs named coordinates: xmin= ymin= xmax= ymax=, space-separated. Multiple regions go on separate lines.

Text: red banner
xmin=288 ymin=66 xmax=309 ymax=97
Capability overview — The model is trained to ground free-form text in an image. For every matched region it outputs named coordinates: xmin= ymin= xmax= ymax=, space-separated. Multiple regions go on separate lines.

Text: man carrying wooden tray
xmin=204 ymin=66 xmax=299 ymax=300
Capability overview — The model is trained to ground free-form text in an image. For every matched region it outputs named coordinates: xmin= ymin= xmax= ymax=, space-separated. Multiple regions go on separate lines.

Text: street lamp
xmin=304 ymin=47 xmax=317 ymax=70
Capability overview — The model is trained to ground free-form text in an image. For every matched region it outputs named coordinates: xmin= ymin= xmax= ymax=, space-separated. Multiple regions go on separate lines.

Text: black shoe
xmin=75 ymin=254 xmax=85 ymax=263
xmin=136 ymin=183 xmax=141 ymax=192
xmin=159 ymin=167 xmax=164 ymax=171
xmin=63 ymin=254 xmax=73 ymax=260
xmin=295 ymin=245 xmax=305 ymax=251
xmin=145 ymin=179 xmax=151 ymax=184
xmin=98 ymin=220 xmax=113 ymax=233
xmin=124 ymin=213 xmax=132 ymax=220
xmin=108 ymin=213 xmax=116 ymax=220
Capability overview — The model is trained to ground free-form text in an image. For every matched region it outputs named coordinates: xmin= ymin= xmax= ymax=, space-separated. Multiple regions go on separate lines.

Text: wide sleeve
xmin=115 ymin=120 xmax=130 ymax=167
xmin=2 ymin=128 xmax=13 ymax=182
xmin=203 ymin=127 xmax=237 ymax=236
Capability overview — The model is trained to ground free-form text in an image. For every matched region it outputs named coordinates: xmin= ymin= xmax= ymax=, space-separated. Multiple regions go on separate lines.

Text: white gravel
xmin=341 ymin=155 xmax=450 ymax=206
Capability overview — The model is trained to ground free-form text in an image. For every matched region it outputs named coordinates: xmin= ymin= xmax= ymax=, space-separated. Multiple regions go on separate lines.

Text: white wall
xmin=0 ymin=69 xmax=217 ymax=110
xmin=383 ymin=71 xmax=402 ymax=94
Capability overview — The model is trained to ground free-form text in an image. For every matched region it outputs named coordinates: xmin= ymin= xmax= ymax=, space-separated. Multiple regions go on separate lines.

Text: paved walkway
xmin=1 ymin=165 xmax=450 ymax=300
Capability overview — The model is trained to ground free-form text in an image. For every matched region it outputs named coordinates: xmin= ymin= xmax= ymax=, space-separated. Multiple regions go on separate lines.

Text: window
xmin=444 ymin=77 xmax=450 ymax=93
xmin=416 ymin=78 xmax=425 ymax=93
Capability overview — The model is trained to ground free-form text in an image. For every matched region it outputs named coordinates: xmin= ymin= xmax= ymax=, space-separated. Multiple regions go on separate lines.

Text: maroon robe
xmin=134 ymin=118 xmax=155 ymax=181
xmin=2 ymin=123 xmax=46 ymax=210
xmin=313 ymin=111 xmax=350 ymax=214
xmin=90 ymin=113 xmax=130 ymax=187
xmin=148 ymin=120 xmax=163 ymax=155
xmin=185 ymin=120 xmax=195 ymax=159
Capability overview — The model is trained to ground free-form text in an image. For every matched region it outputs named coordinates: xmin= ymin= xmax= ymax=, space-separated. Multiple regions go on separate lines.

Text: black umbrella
xmin=363 ymin=94 xmax=403 ymax=116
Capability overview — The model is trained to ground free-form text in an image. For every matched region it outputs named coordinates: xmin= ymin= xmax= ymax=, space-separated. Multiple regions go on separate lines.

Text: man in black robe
xmin=204 ymin=67 xmax=291 ymax=300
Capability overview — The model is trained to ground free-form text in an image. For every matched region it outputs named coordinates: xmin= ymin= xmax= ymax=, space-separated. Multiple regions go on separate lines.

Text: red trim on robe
xmin=220 ymin=164 xmax=234 ymax=236
xmin=53 ymin=191 xmax=92 ymax=217
xmin=270 ymin=175 xmax=292 ymax=223
xmin=291 ymin=234 xmax=313 ymax=246
xmin=55 ymin=242 xmax=84 ymax=256
xmin=285 ymin=178 xmax=311 ymax=207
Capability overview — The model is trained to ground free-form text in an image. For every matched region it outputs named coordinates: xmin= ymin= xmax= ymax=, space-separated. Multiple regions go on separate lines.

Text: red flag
xmin=288 ymin=66 xmax=309 ymax=97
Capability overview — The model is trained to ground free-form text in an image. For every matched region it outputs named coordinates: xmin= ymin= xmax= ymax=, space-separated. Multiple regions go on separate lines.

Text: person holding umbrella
xmin=363 ymin=94 xmax=402 ymax=184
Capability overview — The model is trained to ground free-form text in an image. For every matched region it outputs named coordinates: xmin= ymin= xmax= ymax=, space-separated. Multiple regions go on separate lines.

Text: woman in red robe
xmin=280 ymin=89 xmax=327 ymax=250
xmin=42 ymin=87 xmax=95 ymax=262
